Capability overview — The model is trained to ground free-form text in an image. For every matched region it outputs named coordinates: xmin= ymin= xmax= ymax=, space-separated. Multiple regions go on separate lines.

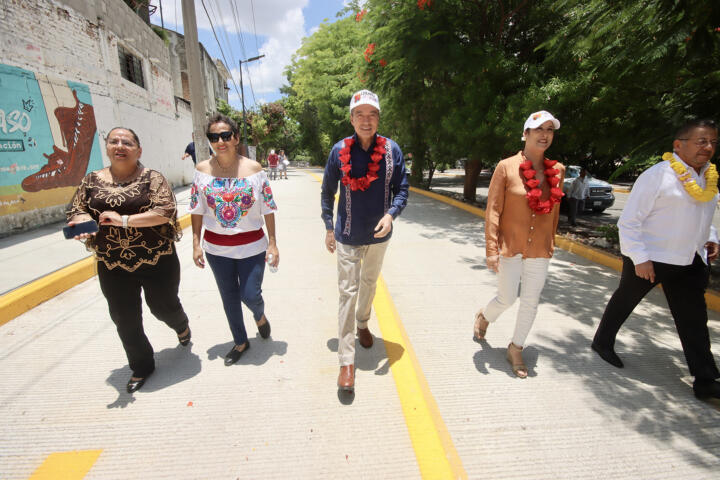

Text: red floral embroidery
xmin=356 ymin=9 xmax=367 ymax=22
xmin=519 ymin=157 xmax=564 ymax=214
xmin=339 ymin=136 xmax=387 ymax=192
xmin=364 ymin=43 xmax=376 ymax=63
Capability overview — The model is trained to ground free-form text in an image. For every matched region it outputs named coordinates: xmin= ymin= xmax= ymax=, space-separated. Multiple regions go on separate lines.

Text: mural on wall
xmin=0 ymin=64 xmax=102 ymax=217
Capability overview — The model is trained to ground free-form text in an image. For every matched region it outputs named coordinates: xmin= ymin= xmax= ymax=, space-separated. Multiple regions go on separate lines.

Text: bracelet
xmin=121 ymin=215 xmax=129 ymax=228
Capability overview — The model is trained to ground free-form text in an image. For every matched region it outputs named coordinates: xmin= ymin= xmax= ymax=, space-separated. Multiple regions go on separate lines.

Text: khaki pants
xmin=336 ymin=240 xmax=389 ymax=366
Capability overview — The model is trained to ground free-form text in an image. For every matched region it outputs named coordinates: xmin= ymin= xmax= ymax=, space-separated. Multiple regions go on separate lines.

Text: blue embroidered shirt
xmin=321 ymin=133 xmax=409 ymax=245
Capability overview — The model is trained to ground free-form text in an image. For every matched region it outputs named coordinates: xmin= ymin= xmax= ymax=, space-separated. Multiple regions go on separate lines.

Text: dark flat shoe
xmin=224 ymin=342 xmax=250 ymax=366
xmin=126 ymin=375 xmax=150 ymax=394
xmin=178 ymin=327 xmax=191 ymax=346
xmin=257 ymin=317 xmax=271 ymax=339
xmin=591 ymin=342 xmax=624 ymax=368
xmin=694 ymin=379 xmax=720 ymax=400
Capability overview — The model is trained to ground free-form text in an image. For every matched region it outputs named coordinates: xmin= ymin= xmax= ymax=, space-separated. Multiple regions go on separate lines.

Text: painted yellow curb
xmin=29 ymin=450 xmax=102 ymax=479
xmin=374 ymin=276 xmax=467 ymax=479
xmin=411 ymin=186 xmax=720 ymax=313
xmin=0 ymin=214 xmax=192 ymax=327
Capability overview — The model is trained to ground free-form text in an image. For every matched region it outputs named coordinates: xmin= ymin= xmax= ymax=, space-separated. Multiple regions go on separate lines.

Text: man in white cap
xmin=321 ymin=89 xmax=409 ymax=392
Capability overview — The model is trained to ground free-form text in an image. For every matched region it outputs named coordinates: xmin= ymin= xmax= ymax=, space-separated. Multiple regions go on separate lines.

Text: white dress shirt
xmin=619 ymin=153 xmax=718 ymax=266
xmin=568 ymin=176 xmax=588 ymax=200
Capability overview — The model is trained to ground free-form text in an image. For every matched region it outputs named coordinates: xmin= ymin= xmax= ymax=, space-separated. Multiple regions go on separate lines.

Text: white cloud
xmin=149 ymin=0 xmax=310 ymax=106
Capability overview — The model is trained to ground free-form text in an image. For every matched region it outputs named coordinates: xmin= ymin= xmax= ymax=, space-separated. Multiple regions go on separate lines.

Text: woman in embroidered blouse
xmin=472 ymin=111 xmax=565 ymax=378
xmin=189 ymin=114 xmax=279 ymax=366
xmin=66 ymin=127 xmax=191 ymax=394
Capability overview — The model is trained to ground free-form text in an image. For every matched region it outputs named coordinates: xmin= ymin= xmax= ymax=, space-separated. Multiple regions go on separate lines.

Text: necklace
xmin=214 ymin=155 xmax=239 ymax=177
xmin=339 ymin=136 xmax=386 ymax=191
xmin=109 ymin=164 xmax=140 ymax=184
xmin=662 ymin=152 xmax=719 ymax=202
xmin=519 ymin=155 xmax=564 ymax=214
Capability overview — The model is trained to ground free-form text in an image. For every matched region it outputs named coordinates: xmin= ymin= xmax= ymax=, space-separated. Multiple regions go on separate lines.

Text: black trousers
xmin=594 ymin=254 xmax=719 ymax=381
xmin=97 ymin=248 xmax=189 ymax=377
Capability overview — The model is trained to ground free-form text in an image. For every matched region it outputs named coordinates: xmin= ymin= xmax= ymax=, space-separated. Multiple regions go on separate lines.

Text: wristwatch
xmin=121 ymin=215 xmax=129 ymax=228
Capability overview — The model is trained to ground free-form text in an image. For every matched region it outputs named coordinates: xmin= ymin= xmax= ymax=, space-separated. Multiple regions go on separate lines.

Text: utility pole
xmin=239 ymin=55 xmax=265 ymax=153
xmin=181 ymin=0 xmax=209 ymax=162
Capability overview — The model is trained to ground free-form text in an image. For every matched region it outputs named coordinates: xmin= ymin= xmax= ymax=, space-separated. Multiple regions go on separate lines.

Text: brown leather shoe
xmin=357 ymin=327 xmax=373 ymax=348
xmin=337 ymin=365 xmax=355 ymax=391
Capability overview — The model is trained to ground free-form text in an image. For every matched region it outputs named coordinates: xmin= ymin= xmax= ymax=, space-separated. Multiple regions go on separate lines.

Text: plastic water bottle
xmin=267 ymin=254 xmax=278 ymax=273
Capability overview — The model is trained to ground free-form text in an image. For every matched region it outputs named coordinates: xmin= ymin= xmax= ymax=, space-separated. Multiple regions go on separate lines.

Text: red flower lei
xmin=519 ymin=157 xmax=564 ymax=214
xmin=339 ymin=136 xmax=386 ymax=191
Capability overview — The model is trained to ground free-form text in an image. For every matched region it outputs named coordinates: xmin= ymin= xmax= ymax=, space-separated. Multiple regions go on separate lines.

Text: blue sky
xmin=148 ymin=0 xmax=350 ymax=111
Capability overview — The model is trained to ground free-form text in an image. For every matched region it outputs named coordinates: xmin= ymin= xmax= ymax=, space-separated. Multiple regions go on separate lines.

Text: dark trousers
xmin=98 ymin=248 xmax=189 ymax=377
xmin=205 ymin=251 xmax=266 ymax=346
xmin=594 ymin=254 xmax=720 ymax=381
xmin=568 ymin=198 xmax=583 ymax=225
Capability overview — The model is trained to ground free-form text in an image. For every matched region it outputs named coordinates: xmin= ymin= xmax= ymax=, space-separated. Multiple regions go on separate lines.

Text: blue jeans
xmin=205 ymin=251 xmax=266 ymax=345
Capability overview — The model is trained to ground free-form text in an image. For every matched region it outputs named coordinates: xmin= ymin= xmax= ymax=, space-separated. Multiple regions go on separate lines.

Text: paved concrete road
xmin=1 ymin=168 xmax=719 ymax=479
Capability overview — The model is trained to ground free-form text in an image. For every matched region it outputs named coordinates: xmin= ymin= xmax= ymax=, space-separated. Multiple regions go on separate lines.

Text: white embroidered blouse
xmin=188 ymin=170 xmax=277 ymax=259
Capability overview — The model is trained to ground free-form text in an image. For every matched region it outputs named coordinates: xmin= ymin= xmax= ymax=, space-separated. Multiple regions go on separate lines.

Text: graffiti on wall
xmin=0 ymin=64 xmax=102 ymax=216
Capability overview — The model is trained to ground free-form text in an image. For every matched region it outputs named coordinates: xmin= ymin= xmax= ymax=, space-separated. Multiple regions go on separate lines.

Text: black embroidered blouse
xmin=66 ymin=168 xmax=181 ymax=271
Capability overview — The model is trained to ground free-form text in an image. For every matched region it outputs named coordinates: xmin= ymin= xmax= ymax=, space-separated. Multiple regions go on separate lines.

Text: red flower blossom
xmin=417 ymin=0 xmax=432 ymax=10
xmin=379 ymin=58 xmax=387 ymax=67
xmin=522 ymin=169 xmax=537 ymax=180
xmin=364 ymin=43 xmax=376 ymax=63
xmin=356 ymin=9 xmax=367 ymax=22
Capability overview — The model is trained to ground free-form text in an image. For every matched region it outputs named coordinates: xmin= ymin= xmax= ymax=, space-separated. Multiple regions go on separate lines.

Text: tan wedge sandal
xmin=506 ymin=342 xmax=528 ymax=378
xmin=473 ymin=310 xmax=489 ymax=341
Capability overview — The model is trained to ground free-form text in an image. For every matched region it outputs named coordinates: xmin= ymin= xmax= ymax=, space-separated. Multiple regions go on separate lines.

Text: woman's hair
xmin=206 ymin=113 xmax=240 ymax=138
xmin=106 ymin=127 xmax=141 ymax=147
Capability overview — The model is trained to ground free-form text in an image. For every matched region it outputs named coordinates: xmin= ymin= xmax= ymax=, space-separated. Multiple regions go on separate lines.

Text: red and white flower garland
xmin=519 ymin=157 xmax=564 ymax=214
xmin=339 ymin=136 xmax=387 ymax=191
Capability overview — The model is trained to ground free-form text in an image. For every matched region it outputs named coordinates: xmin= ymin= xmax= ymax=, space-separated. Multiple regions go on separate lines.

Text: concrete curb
xmin=0 ymin=214 xmax=193 ymax=326
xmin=411 ymin=186 xmax=720 ymax=313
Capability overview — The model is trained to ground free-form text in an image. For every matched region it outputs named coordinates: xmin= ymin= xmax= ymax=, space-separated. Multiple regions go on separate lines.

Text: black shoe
xmin=224 ymin=342 xmax=250 ymax=366
xmin=257 ymin=317 xmax=271 ymax=339
xmin=693 ymin=379 xmax=720 ymax=400
xmin=591 ymin=342 xmax=624 ymax=368
xmin=126 ymin=370 xmax=153 ymax=394
xmin=178 ymin=327 xmax=191 ymax=346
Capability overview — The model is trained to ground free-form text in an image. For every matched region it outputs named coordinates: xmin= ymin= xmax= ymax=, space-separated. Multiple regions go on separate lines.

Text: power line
xmin=249 ymin=0 xmax=260 ymax=53
xmin=200 ymin=0 xmax=243 ymax=105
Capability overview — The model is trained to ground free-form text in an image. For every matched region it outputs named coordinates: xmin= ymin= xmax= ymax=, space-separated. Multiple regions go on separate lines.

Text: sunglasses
xmin=207 ymin=131 xmax=234 ymax=143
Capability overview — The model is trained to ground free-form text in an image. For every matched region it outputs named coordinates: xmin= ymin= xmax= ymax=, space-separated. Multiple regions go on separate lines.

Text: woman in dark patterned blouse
xmin=66 ymin=127 xmax=191 ymax=394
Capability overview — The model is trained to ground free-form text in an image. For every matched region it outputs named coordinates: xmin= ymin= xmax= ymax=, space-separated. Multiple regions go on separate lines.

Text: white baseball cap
xmin=349 ymin=89 xmax=380 ymax=112
xmin=521 ymin=110 xmax=560 ymax=140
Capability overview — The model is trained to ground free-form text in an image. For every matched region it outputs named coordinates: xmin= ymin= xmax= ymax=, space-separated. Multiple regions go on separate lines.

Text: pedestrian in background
xmin=267 ymin=149 xmax=279 ymax=180
xmin=473 ymin=111 xmax=565 ymax=378
xmin=66 ymin=127 xmax=191 ymax=394
xmin=567 ymin=167 xmax=588 ymax=226
xmin=278 ymin=149 xmax=289 ymax=180
xmin=190 ymin=114 xmax=279 ymax=366
xmin=592 ymin=119 xmax=720 ymax=400
xmin=321 ymin=90 xmax=409 ymax=392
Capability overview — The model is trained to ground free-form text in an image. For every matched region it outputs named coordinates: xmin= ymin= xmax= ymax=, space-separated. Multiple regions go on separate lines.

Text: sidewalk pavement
xmin=1 ymin=168 xmax=719 ymax=479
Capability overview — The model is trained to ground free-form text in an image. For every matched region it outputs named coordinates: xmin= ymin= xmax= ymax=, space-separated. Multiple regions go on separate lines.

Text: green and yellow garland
xmin=663 ymin=152 xmax=719 ymax=203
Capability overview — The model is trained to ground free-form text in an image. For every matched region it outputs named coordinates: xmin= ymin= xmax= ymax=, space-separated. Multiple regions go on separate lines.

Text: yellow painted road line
xmin=29 ymin=450 xmax=102 ymax=479
xmin=374 ymin=276 xmax=466 ymax=479
xmin=410 ymin=186 xmax=720 ymax=313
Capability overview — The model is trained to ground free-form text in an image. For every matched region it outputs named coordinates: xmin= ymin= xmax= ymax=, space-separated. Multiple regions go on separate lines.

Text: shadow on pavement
xmin=326 ymin=336 xmax=404 ymax=376
xmin=106 ymin=344 xmax=202 ymax=408
xmin=206 ymin=337 xmax=288 ymax=366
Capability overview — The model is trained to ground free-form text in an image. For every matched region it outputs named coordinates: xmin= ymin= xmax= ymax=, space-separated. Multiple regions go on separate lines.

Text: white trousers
xmin=482 ymin=254 xmax=550 ymax=347
xmin=336 ymin=241 xmax=389 ymax=366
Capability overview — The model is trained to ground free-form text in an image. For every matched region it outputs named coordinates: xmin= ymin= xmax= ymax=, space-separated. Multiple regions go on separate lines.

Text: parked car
xmin=562 ymin=165 xmax=615 ymax=213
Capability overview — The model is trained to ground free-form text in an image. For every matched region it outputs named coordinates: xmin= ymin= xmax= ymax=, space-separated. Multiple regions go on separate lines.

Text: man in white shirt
xmin=567 ymin=168 xmax=588 ymax=226
xmin=592 ymin=119 xmax=720 ymax=400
